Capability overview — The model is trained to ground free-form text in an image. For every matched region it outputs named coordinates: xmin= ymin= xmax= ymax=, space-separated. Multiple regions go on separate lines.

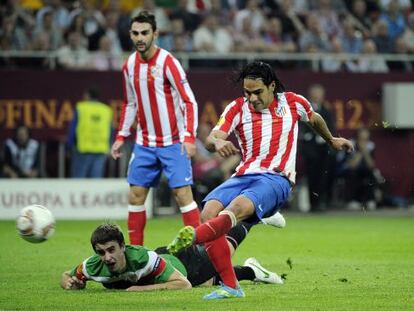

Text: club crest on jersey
xmin=150 ymin=65 xmax=162 ymax=79
xmin=275 ymin=105 xmax=287 ymax=117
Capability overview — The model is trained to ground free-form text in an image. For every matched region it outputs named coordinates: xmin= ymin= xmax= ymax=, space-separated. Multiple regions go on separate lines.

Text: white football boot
xmin=243 ymin=257 xmax=284 ymax=284
xmin=261 ymin=212 xmax=286 ymax=228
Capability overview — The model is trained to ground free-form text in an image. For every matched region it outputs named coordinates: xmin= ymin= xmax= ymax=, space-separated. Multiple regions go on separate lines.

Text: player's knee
xmin=172 ymin=186 xmax=193 ymax=206
xmin=128 ymin=188 xmax=147 ymax=205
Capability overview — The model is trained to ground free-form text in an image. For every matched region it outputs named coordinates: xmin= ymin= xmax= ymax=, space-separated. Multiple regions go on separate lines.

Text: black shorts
xmin=155 ymin=246 xmax=216 ymax=286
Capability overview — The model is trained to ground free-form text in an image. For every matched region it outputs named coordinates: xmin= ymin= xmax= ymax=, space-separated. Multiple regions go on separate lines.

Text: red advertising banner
xmin=1 ymin=70 xmax=413 ymax=197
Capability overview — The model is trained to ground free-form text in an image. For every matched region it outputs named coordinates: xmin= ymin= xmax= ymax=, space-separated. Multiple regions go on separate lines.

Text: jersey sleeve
xmin=285 ymin=92 xmax=313 ymax=122
xmin=165 ymin=55 xmax=198 ymax=143
xmin=213 ymin=98 xmax=243 ymax=134
xmin=68 ymin=256 xmax=98 ymax=281
xmin=115 ymin=61 xmax=138 ymax=141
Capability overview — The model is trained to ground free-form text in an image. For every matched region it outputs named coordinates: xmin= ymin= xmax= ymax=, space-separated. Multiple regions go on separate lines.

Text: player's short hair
xmin=130 ymin=10 xmax=157 ymax=31
xmin=91 ymin=223 xmax=125 ymax=251
xmin=235 ymin=61 xmax=285 ymax=93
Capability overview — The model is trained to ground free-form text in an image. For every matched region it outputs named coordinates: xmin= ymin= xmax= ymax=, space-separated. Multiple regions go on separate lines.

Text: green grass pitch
xmin=1 ymin=213 xmax=413 ymax=310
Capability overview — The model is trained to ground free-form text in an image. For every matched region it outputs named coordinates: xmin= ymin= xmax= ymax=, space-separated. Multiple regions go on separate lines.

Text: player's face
xmin=243 ymin=78 xmax=275 ymax=112
xmin=95 ymin=241 xmax=126 ymax=273
xmin=130 ymin=22 xmax=157 ymax=54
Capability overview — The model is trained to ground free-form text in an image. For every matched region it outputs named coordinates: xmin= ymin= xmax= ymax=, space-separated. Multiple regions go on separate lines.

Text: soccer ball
xmin=16 ymin=205 xmax=56 ymax=243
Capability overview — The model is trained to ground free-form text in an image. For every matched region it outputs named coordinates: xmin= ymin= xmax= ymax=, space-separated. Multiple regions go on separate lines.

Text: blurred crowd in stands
xmin=1 ymin=0 xmax=414 ymax=71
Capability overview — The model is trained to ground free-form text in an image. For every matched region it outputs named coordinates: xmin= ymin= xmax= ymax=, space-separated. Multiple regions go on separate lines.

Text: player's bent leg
xmin=203 ymin=282 xmax=245 ymax=300
xmin=167 ymin=226 xmax=195 ymax=254
xmin=200 ymin=200 xmax=225 ymax=223
xmin=243 ymin=257 xmax=284 ymax=284
xmin=261 ymin=211 xmax=286 ymax=228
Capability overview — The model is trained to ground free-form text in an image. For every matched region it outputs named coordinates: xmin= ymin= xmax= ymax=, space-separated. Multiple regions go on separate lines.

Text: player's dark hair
xmin=130 ymin=10 xmax=157 ymax=31
xmin=235 ymin=61 xmax=285 ymax=93
xmin=91 ymin=223 xmax=125 ymax=251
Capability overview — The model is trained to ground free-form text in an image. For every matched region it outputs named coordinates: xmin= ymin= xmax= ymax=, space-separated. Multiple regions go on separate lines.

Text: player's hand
xmin=182 ymin=142 xmax=196 ymax=158
xmin=215 ymin=139 xmax=239 ymax=157
xmin=61 ymin=274 xmax=85 ymax=290
xmin=330 ymin=137 xmax=354 ymax=153
xmin=111 ymin=140 xmax=124 ymax=160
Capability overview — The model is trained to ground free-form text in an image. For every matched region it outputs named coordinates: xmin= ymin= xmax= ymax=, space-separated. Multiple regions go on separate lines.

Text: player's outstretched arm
xmin=60 ymin=271 xmax=86 ymax=290
xmin=126 ymin=269 xmax=192 ymax=292
xmin=308 ymin=112 xmax=354 ymax=152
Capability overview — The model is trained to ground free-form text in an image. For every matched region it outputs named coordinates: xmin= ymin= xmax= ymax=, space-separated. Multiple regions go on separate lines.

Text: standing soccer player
xmin=168 ymin=61 xmax=354 ymax=299
xmin=111 ymin=11 xmax=200 ymax=246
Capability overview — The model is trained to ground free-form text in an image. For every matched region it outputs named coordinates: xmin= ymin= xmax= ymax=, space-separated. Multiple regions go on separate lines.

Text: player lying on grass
xmin=60 ymin=222 xmax=283 ymax=291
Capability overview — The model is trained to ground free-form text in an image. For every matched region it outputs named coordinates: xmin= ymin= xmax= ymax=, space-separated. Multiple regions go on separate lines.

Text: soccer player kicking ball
xmin=61 ymin=223 xmax=283 ymax=291
xmin=167 ymin=61 xmax=354 ymax=300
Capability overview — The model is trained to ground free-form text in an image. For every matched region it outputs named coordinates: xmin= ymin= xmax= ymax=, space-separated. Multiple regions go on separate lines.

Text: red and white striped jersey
xmin=116 ymin=48 xmax=198 ymax=147
xmin=214 ymin=92 xmax=313 ymax=184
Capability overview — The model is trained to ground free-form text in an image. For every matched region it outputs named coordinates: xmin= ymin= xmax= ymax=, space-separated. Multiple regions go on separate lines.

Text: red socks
xmin=180 ymin=201 xmax=201 ymax=228
xmin=205 ymin=236 xmax=238 ymax=288
xmin=195 ymin=213 xmax=233 ymax=244
xmin=128 ymin=205 xmax=146 ymax=245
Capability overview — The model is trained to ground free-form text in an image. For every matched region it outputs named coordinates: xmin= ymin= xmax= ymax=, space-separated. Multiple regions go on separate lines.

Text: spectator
xmin=346 ymin=39 xmax=389 ymax=72
xmin=340 ymin=17 xmax=363 ymax=54
xmin=233 ymin=15 xmax=266 ymax=52
xmin=321 ymin=37 xmax=346 ymax=72
xmin=29 ymin=32 xmax=53 ymax=68
xmin=379 ymin=0 xmax=406 ymax=40
xmin=193 ymin=15 xmax=234 ymax=52
xmin=89 ymin=35 xmax=123 ymax=71
xmin=234 ymin=0 xmax=265 ymax=33
xmin=170 ymin=0 xmax=201 ymax=32
xmin=274 ymin=0 xmax=306 ymax=43
xmin=35 ymin=0 xmax=70 ymax=31
xmin=401 ymin=13 xmax=414 ymax=53
xmin=0 ymin=15 xmax=30 ymax=51
xmin=131 ymin=0 xmax=171 ymax=33
xmin=67 ymin=88 xmax=113 ymax=178
xmin=299 ymin=13 xmax=331 ymax=52
xmin=314 ymin=0 xmax=343 ymax=38
xmin=387 ymin=35 xmax=413 ymax=71
xmin=68 ymin=0 xmax=105 ymax=39
xmin=157 ymin=18 xmax=193 ymax=52
xmin=372 ymin=19 xmax=394 ymax=53
xmin=379 ymin=0 xmax=412 ymax=13
xmin=56 ymin=31 xmax=90 ymax=69
xmin=65 ymin=13 xmax=89 ymax=49
xmin=2 ymin=125 xmax=40 ymax=178
xmin=88 ymin=11 xmax=123 ymax=52
xmin=262 ymin=16 xmax=297 ymax=53
xmin=208 ymin=0 xmax=232 ymax=26
xmin=1 ymin=0 xmax=36 ymax=31
xmin=300 ymin=84 xmax=337 ymax=212
xmin=338 ymin=128 xmax=382 ymax=210
xmin=347 ymin=0 xmax=373 ymax=35
xmin=32 ymin=9 xmax=63 ymax=50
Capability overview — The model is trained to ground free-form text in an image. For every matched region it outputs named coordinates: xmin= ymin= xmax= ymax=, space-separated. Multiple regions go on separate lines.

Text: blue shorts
xmin=127 ymin=143 xmax=193 ymax=188
xmin=202 ymin=173 xmax=291 ymax=224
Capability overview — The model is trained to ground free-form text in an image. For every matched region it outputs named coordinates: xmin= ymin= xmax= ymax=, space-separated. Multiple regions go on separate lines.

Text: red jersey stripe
xmin=133 ymin=57 xmax=149 ymax=146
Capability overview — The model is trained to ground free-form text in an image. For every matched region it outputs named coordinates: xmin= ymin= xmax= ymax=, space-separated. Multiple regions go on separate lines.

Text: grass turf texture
xmin=1 ymin=214 xmax=413 ymax=310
